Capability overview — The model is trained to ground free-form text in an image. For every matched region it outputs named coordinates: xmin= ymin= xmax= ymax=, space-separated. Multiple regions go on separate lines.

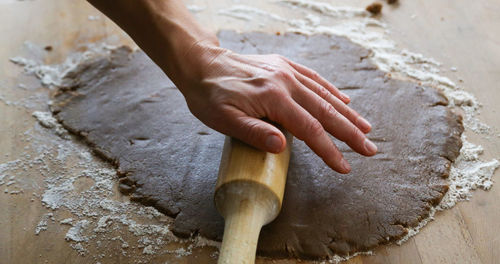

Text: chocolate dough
xmin=50 ymin=31 xmax=463 ymax=259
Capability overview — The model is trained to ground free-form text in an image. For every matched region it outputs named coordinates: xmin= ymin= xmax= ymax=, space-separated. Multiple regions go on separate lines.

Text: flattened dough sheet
xmin=50 ymin=31 xmax=463 ymax=259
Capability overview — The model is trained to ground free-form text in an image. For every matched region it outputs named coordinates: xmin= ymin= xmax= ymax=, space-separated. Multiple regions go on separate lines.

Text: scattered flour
xmin=443 ymin=135 xmax=500 ymax=206
xmin=3 ymin=45 xmax=220 ymax=262
xmin=35 ymin=212 xmax=54 ymax=235
xmin=71 ymin=242 xmax=88 ymax=256
xmin=88 ymin=15 xmax=100 ymax=21
xmin=60 ymin=218 xmax=74 ymax=225
xmin=187 ymin=4 xmax=206 ymax=13
xmin=279 ymin=0 xmax=368 ymax=18
xmin=218 ymin=5 xmax=286 ymax=22
xmin=142 ymin=245 xmax=155 ymax=255
xmin=66 ymin=220 xmax=90 ymax=242
xmin=9 ymin=43 xmax=116 ymax=90
xmin=32 ymin=111 xmax=68 ymax=138
xmin=397 ymin=134 xmax=500 ymax=244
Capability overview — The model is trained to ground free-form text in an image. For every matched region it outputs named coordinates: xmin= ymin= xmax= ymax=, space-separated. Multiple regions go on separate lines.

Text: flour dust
xmin=2 ymin=44 xmax=219 ymax=263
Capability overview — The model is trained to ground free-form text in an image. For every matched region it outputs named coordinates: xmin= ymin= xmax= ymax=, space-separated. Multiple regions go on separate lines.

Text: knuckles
xmin=316 ymin=85 xmax=331 ymax=100
xmin=305 ymin=118 xmax=325 ymax=138
xmin=240 ymin=118 xmax=263 ymax=144
xmin=349 ymin=126 xmax=365 ymax=144
xmin=271 ymin=68 xmax=293 ymax=81
xmin=270 ymin=53 xmax=286 ymax=62
xmin=319 ymin=100 xmax=339 ymax=121
xmin=310 ymin=70 xmax=320 ymax=80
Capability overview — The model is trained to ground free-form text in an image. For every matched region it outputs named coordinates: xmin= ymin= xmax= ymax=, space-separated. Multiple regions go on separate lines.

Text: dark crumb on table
xmin=44 ymin=46 xmax=53 ymax=52
xmin=388 ymin=0 xmax=398 ymax=4
xmin=366 ymin=2 xmax=383 ymax=15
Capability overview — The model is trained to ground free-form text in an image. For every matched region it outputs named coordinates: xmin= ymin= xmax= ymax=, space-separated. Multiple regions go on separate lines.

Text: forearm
xmin=87 ymin=0 xmax=220 ymax=89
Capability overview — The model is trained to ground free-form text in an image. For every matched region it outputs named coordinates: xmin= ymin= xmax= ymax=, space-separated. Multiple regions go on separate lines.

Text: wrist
xmin=174 ymin=40 xmax=227 ymax=89
xmin=141 ymin=2 xmax=222 ymax=90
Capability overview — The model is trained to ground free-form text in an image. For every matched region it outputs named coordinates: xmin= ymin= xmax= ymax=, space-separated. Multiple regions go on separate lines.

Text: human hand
xmin=178 ymin=45 xmax=377 ymax=174
xmin=85 ymin=0 xmax=374 ymax=173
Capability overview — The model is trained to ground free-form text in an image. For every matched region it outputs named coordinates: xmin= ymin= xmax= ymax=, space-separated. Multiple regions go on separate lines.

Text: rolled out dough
xmin=50 ymin=31 xmax=463 ymax=259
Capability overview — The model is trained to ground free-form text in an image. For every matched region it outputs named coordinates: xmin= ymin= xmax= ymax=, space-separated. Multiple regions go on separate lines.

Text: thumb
xmin=227 ymin=114 xmax=287 ymax=154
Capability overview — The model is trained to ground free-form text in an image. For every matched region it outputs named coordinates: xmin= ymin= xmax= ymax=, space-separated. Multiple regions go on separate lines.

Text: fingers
xmin=283 ymin=57 xmax=351 ymax=104
xmin=221 ymin=107 xmax=287 ymax=154
xmin=294 ymin=72 xmax=372 ymax=133
xmin=291 ymin=81 xmax=377 ymax=157
xmin=269 ymin=97 xmax=351 ymax=174
xmin=221 ymin=103 xmax=350 ymax=174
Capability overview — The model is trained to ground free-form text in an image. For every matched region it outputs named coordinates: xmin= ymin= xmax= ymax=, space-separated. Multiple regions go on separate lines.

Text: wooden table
xmin=1 ymin=0 xmax=499 ymax=263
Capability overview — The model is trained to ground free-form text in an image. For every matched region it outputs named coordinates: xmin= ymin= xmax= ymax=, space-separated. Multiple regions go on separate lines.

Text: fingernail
xmin=341 ymin=158 xmax=351 ymax=172
xmin=342 ymin=93 xmax=350 ymax=102
xmin=357 ymin=117 xmax=372 ymax=132
xmin=364 ymin=138 xmax=378 ymax=154
xmin=266 ymin=135 xmax=282 ymax=153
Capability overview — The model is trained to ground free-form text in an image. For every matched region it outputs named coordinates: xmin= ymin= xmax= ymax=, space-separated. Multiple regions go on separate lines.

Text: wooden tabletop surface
xmin=1 ymin=0 xmax=499 ymax=263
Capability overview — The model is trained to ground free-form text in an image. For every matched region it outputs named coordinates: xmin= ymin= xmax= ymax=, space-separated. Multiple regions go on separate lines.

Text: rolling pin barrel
xmin=214 ymin=133 xmax=292 ymax=264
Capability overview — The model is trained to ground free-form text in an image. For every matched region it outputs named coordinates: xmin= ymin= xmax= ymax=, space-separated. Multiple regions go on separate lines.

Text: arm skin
xmin=87 ymin=0 xmax=377 ymax=174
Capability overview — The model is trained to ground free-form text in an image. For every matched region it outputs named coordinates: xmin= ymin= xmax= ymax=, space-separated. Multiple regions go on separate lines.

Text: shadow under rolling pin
xmin=214 ymin=132 xmax=292 ymax=264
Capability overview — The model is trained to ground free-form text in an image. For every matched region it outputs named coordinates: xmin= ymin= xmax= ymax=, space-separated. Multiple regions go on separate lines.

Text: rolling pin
xmin=214 ymin=132 xmax=292 ymax=264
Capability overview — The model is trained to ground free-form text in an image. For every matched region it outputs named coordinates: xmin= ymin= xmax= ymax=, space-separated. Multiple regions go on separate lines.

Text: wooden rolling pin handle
xmin=215 ymin=132 xmax=292 ymax=264
xmin=216 ymin=181 xmax=279 ymax=264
